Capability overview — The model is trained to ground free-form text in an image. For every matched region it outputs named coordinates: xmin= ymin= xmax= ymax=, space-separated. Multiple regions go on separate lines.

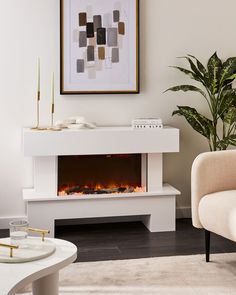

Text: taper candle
xmin=37 ymin=57 xmax=40 ymax=94
xmin=37 ymin=58 xmax=40 ymax=100
xmin=48 ymin=72 xmax=61 ymax=131
xmin=51 ymin=71 xmax=55 ymax=126
xmin=51 ymin=72 xmax=54 ymax=108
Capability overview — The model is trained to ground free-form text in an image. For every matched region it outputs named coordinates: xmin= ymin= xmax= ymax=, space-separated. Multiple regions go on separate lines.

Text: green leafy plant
xmin=166 ymin=52 xmax=236 ymax=151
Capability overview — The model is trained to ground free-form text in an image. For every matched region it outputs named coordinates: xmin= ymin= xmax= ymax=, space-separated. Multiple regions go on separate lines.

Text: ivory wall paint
xmin=0 ymin=0 xmax=235 ymax=223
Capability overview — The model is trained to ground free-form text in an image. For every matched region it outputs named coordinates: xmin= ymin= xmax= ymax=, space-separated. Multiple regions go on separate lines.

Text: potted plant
xmin=166 ymin=52 xmax=236 ymax=151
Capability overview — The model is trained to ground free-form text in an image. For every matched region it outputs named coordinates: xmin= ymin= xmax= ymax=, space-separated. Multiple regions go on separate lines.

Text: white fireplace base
xmin=23 ymin=127 xmax=180 ymax=236
xmin=24 ymin=184 xmax=180 ymax=237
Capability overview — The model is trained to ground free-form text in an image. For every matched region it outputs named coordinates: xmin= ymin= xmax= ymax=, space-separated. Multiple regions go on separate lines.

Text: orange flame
xmin=58 ymin=183 xmax=146 ymax=196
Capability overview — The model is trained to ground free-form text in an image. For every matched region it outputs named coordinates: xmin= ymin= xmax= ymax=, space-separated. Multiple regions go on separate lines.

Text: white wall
xmin=0 ymin=0 xmax=236 ymax=221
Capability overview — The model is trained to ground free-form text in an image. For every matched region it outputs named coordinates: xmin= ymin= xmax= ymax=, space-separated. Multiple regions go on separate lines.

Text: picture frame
xmin=60 ymin=0 xmax=139 ymax=94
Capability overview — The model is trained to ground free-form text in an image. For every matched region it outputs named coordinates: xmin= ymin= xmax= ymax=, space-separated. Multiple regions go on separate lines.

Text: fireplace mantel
xmin=23 ymin=126 xmax=179 ymax=156
xmin=23 ymin=125 xmax=180 ymax=236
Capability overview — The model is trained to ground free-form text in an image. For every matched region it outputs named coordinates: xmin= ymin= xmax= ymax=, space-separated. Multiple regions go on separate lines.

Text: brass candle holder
xmin=47 ymin=102 xmax=61 ymax=131
xmin=0 ymin=243 xmax=19 ymax=258
xmin=31 ymin=91 xmax=47 ymax=131
xmin=47 ymin=72 xmax=61 ymax=132
xmin=31 ymin=65 xmax=61 ymax=132
xmin=30 ymin=90 xmax=40 ymax=130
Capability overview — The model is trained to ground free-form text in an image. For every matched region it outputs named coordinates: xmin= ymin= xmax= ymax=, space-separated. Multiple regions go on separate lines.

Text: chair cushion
xmin=199 ymin=190 xmax=236 ymax=242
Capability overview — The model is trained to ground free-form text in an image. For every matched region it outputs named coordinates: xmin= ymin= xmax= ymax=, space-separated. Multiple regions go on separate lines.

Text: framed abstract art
xmin=60 ymin=0 xmax=139 ymax=94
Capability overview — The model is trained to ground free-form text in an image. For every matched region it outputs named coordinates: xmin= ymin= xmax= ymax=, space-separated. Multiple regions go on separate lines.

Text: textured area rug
xmin=18 ymin=253 xmax=236 ymax=295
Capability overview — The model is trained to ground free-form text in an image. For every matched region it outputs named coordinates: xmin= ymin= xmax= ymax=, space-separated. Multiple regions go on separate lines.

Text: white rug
xmin=18 ymin=253 xmax=236 ymax=295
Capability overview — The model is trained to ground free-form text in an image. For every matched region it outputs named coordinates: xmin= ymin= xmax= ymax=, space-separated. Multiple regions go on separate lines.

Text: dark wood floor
xmin=1 ymin=219 xmax=235 ymax=262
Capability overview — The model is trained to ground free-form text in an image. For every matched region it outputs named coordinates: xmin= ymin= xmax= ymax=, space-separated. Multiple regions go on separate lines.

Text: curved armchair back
xmin=191 ymin=150 xmax=236 ymax=228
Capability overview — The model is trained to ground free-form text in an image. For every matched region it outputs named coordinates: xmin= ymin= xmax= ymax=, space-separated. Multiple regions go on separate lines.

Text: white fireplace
xmin=23 ymin=126 xmax=180 ymax=237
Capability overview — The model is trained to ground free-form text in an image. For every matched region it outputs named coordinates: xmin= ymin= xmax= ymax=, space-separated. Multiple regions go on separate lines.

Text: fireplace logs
xmin=59 ymin=185 xmax=145 ymax=196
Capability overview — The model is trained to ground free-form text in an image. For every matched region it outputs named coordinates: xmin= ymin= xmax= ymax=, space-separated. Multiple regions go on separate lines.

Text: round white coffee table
xmin=0 ymin=238 xmax=77 ymax=295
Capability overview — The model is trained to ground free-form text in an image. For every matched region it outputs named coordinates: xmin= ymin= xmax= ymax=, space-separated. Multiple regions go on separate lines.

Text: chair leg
xmin=205 ymin=230 xmax=210 ymax=262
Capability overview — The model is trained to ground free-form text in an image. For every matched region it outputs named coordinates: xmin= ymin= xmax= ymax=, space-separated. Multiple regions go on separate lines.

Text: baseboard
xmin=176 ymin=207 xmax=191 ymax=219
xmin=0 ymin=216 xmax=27 ymax=230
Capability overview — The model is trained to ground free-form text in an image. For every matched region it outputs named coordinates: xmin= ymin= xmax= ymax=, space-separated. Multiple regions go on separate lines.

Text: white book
xmin=132 ymin=118 xmax=163 ymax=129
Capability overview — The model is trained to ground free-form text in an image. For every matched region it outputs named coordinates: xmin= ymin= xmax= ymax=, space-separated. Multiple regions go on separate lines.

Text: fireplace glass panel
xmin=58 ymin=154 xmax=144 ymax=196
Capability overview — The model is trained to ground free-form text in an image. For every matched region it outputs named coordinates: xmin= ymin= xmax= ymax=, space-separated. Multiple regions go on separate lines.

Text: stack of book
xmin=132 ymin=118 xmax=163 ymax=129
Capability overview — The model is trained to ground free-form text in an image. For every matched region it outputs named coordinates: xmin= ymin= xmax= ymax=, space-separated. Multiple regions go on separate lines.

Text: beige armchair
xmin=191 ymin=150 xmax=236 ymax=262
